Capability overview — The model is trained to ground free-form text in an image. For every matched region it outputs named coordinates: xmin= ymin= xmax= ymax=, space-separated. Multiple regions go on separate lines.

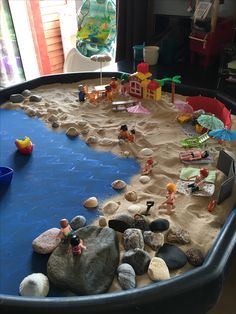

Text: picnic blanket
xmin=179 ymin=167 xmax=216 ymax=183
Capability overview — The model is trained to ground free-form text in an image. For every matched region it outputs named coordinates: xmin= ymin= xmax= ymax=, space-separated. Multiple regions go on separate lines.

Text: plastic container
xmin=0 ymin=72 xmax=236 ymax=314
xmin=133 ymin=44 xmax=145 ymax=62
xmin=0 ymin=166 xmax=13 ymax=185
xmin=143 ymin=46 xmax=160 ymax=66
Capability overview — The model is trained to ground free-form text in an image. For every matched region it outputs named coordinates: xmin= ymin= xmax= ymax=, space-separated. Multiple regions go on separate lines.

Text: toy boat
xmin=0 ymin=167 xmax=13 ymax=185
xmin=15 ymin=136 xmax=33 ymax=155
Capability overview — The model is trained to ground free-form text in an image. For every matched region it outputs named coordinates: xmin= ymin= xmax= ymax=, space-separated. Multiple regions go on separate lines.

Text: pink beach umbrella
xmin=90 ymin=53 xmax=112 ymax=85
xmin=127 ymin=102 xmax=150 ymax=114
xmin=174 ymin=100 xmax=193 ymax=114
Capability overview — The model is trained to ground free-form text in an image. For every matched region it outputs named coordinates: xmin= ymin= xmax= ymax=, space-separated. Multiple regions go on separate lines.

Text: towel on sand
xmin=180 ymin=167 xmax=216 ymax=183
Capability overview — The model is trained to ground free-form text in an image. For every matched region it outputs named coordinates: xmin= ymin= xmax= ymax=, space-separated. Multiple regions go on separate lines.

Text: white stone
xmin=148 ymin=257 xmax=170 ymax=281
xmin=19 ymin=273 xmax=49 ymax=297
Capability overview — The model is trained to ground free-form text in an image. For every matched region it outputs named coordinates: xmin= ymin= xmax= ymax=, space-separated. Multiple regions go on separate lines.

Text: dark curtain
xmin=115 ymin=0 xmax=155 ymax=62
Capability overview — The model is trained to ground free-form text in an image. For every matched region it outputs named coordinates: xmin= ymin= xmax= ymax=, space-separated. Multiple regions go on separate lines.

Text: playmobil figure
xmin=109 ymin=76 xmax=119 ymax=93
xmin=128 ymin=129 xmax=136 ymax=142
xmin=144 ymin=200 xmax=155 ymax=216
xmin=120 ymin=79 xmax=128 ymax=95
xmin=78 ymin=84 xmax=86 ymax=102
xmin=15 ymin=136 xmax=33 ymax=155
xmin=58 ymin=218 xmax=73 ymax=240
xmin=180 ymin=150 xmax=209 ymax=161
xmin=118 ymin=124 xmax=129 ymax=141
xmin=105 ymin=85 xmax=113 ymax=101
xmin=70 ymin=234 xmax=86 ymax=256
xmin=158 ymin=183 xmax=176 ymax=215
xmin=187 ymin=168 xmax=209 ymax=193
xmin=142 ymin=158 xmax=154 ymax=175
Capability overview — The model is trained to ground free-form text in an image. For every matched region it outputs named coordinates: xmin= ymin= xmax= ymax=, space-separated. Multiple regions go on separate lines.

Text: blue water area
xmin=0 ymin=109 xmax=140 ymax=296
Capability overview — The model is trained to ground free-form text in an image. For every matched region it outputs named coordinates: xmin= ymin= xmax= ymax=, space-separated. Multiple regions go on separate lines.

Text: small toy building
xmin=129 ymin=62 xmax=161 ymax=101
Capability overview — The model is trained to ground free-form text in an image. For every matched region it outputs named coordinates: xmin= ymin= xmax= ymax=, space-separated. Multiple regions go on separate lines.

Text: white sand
xmin=2 ymin=78 xmax=236 ymax=292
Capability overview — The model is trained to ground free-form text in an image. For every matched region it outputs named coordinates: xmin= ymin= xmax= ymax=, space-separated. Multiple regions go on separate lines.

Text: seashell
xmin=98 ymin=216 xmax=107 ymax=227
xmin=66 ymin=127 xmax=79 ymax=137
xmin=102 ymin=201 xmax=120 ymax=214
xmin=122 ymin=151 xmax=130 ymax=157
xmin=127 ymin=204 xmax=141 ymax=214
xmin=83 ymin=196 xmax=98 ymax=208
xmin=139 ymin=175 xmax=151 ymax=184
xmin=19 ymin=273 xmax=49 ymax=297
xmin=77 ymin=120 xmax=87 ymax=128
xmin=125 ymin=191 xmax=137 ymax=202
xmin=86 ymin=136 xmax=98 ymax=144
xmin=111 ymin=179 xmax=126 ymax=190
xmin=140 ymin=148 xmax=154 ymax=156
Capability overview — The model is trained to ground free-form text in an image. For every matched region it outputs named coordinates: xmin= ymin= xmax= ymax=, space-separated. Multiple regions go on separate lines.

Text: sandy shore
xmin=2 ymin=78 xmax=236 ymax=292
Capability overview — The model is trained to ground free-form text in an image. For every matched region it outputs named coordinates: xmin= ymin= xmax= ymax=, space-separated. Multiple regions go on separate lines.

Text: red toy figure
xmin=58 ymin=218 xmax=73 ymax=240
xmin=109 ymin=76 xmax=119 ymax=93
xmin=105 ymin=85 xmax=113 ymax=101
xmin=128 ymin=129 xmax=136 ymax=142
xmin=142 ymin=158 xmax=154 ymax=175
xmin=187 ymin=168 xmax=209 ymax=193
xmin=15 ymin=136 xmax=33 ymax=155
xmin=70 ymin=234 xmax=86 ymax=256
xmin=158 ymin=183 xmax=176 ymax=215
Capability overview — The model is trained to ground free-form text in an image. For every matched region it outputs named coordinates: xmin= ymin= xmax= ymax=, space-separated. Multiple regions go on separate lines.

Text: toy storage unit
xmin=189 ymin=18 xmax=234 ymax=66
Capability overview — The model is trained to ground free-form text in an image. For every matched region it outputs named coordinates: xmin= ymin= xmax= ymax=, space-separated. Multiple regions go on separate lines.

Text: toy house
xmin=129 ymin=62 xmax=162 ymax=100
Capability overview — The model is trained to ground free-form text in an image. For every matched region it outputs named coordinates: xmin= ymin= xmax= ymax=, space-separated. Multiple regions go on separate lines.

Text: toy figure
xmin=105 ymin=85 xmax=113 ymax=101
xmin=158 ymin=183 xmax=176 ymax=215
xmin=70 ymin=234 xmax=86 ymax=256
xmin=120 ymin=79 xmax=127 ymax=95
xmin=118 ymin=124 xmax=129 ymax=141
xmin=187 ymin=168 xmax=209 ymax=193
xmin=141 ymin=158 xmax=154 ymax=175
xmin=144 ymin=200 xmax=155 ymax=216
xmin=180 ymin=150 xmax=209 ymax=161
xmin=109 ymin=76 xmax=119 ymax=93
xmin=128 ymin=129 xmax=136 ymax=142
xmin=58 ymin=218 xmax=73 ymax=240
xmin=78 ymin=84 xmax=86 ymax=102
xmin=87 ymin=89 xmax=97 ymax=103
xmin=15 ymin=136 xmax=33 ymax=155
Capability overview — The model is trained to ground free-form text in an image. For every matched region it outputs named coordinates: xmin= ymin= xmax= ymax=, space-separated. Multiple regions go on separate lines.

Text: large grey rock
xmin=47 ymin=226 xmax=119 ymax=295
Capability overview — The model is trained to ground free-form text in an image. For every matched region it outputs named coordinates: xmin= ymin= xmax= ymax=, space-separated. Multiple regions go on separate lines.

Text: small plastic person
xmin=109 ymin=76 xmax=119 ymax=93
xmin=180 ymin=150 xmax=209 ymax=161
xmin=118 ymin=124 xmax=130 ymax=141
xmin=187 ymin=168 xmax=209 ymax=193
xmin=69 ymin=234 xmax=86 ymax=256
xmin=158 ymin=183 xmax=176 ymax=215
xmin=120 ymin=79 xmax=128 ymax=95
xmin=105 ymin=85 xmax=113 ymax=101
xmin=141 ymin=158 xmax=154 ymax=175
xmin=58 ymin=218 xmax=73 ymax=240
xmin=128 ymin=129 xmax=136 ymax=142
xmin=78 ymin=84 xmax=85 ymax=102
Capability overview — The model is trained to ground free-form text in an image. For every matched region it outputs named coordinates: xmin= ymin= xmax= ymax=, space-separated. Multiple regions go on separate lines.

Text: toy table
xmin=0 ymin=72 xmax=236 ymax=314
